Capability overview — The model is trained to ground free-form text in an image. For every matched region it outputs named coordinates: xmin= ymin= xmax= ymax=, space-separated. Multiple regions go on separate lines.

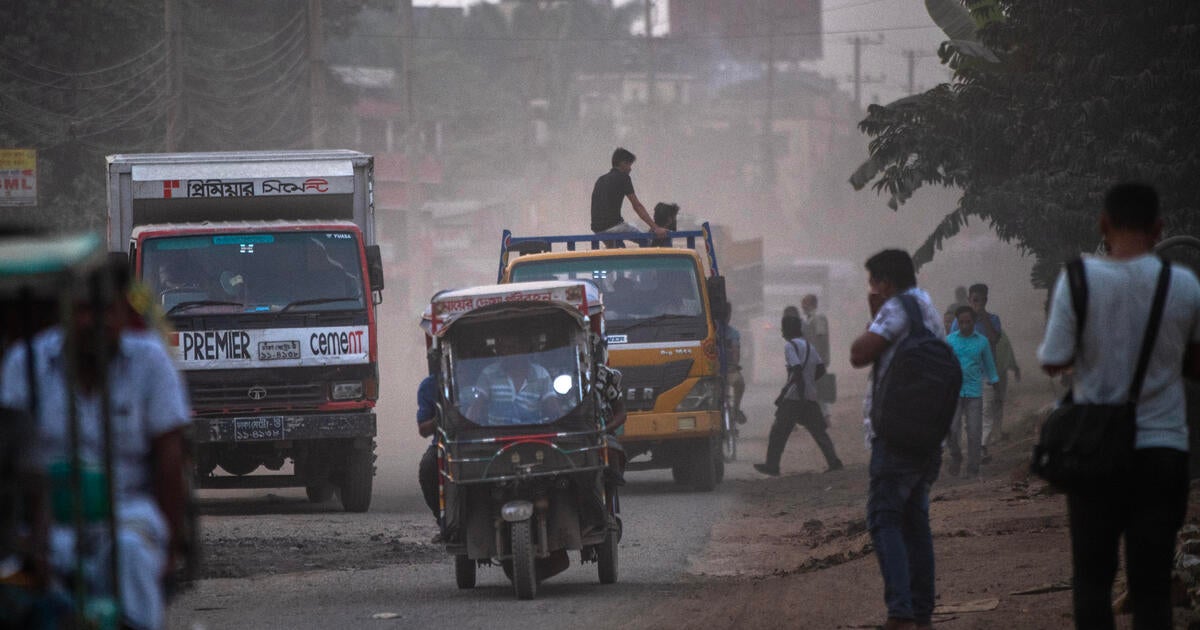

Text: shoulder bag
xmin=1031 ymin=258 xmax=1172 ymax=492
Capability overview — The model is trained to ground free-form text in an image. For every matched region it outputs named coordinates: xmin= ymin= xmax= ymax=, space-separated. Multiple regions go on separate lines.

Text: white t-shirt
xmin=1 ymin=328 xmax=192 ymax=500
xmin=1038 ymin=254 xmax=1200 ymax=451
xmin=783 ymin=337 xmax=823 ymax=402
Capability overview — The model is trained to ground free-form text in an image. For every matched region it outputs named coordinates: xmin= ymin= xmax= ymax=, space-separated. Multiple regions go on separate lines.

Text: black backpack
xmin=870 ymin=294 xmax=963 ymax=455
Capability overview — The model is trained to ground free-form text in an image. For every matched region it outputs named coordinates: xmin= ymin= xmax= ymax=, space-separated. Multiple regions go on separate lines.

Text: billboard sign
xmin=0 ymin=149 xmax=36 ymax=206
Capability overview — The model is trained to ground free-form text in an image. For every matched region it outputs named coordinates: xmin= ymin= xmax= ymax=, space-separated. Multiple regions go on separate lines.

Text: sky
xmin=411 ymin=0 xmax=956 ymax=106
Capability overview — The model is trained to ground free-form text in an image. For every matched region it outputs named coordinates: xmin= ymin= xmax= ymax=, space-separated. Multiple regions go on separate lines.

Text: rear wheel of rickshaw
xmin=721 ymin=401 xmax=738 ymax=463
xmin=454 ymin=554 xmax=476 ymax=589
xmin=510 ymin=520 xmax=538 ymax=600
xmin=339 ymin=443 xmax=375 ymax=513
xmin=597 ymin=527 xmax=619 ymax=584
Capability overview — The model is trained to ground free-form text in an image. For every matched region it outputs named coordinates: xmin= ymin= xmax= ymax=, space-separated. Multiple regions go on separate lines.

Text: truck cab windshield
xmin=143 ymin=231 xmax=366 ymax=314
xmin=510 ymin=254 xmax=707 ymax=342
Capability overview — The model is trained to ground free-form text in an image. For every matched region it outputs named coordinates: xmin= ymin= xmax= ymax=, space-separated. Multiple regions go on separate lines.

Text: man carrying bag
xmin=1037 ymin=182 xmax=1200 ymax=630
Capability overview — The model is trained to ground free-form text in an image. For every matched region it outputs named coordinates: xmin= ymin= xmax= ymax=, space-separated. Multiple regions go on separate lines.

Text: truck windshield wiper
xmin=609 ymin=313 xmax=697 ymax=333
xmin=279 ymin=296 xmax=359 ymax=313
xmin=166 ymin=300 xmax=245 ymax=315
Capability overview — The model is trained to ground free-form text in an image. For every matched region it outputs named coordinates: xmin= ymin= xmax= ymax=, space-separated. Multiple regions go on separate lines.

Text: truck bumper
xmin=193 ymin=411 xmax=376 ymax=444
xmin=620 ymin=410 xmax=720 ymax=445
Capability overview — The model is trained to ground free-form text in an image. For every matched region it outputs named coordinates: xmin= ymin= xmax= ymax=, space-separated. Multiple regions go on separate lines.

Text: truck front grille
xmin=189 ymin=382 xmax=324 ymax=408
xmin=617 ymin=359 xmax=694 ymax=412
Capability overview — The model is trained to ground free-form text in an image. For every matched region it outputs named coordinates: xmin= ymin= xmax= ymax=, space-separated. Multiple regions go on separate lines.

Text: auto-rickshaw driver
xmin=464 ymin=332 xmax=565 ymax=425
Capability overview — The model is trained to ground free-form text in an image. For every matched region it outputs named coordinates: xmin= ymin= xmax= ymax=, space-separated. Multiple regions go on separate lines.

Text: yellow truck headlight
xmin=675 ymin=378 xmax=719 ymax=412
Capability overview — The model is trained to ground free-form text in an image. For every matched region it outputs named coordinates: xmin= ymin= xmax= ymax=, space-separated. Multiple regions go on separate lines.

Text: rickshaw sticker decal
xmin=166 ymin=326 xmax=369 ymax=369
xmin=606 ymin=334 xmax=628 ymax=344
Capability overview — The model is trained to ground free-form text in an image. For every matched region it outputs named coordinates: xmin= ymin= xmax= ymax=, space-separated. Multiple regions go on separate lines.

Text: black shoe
xmin=825 ymin=461 xmax=844 ymax=473
xmin=753 ymin=463 xmax=780 ymax=476
xmin=735 ymin=410 xmax=748 ymax=425
xmin=980 ymin=446 xmax=992 ymax=465
xmin=947 ymin=458 xmax=962 ymax=477
xmin=430 ymin=532 xmax=445 ymax=544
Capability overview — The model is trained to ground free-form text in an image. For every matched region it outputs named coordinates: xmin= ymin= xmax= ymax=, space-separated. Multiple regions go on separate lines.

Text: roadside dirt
xmin=628 ymin=380 xmax=1200 ymax=630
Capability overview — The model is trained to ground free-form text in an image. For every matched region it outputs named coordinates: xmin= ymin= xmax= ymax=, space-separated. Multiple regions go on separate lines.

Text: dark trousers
xmin=418 ymin=444 xmax=439 ymax=520
xmin=1067 ymin=448 xmax=1189 ymax=630
xmin=765 ymin=398 xmax=842 ymax=470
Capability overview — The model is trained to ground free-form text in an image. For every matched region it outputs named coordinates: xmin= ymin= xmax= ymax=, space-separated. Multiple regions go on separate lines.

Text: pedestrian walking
xmin=801 ymin=294 xmax=834 ymax=423
xmin=953 ymin=283 xmax=1004 ymax=460
xmin=850 ymin=249 xmax=951 ymax=630
xmin=1038 ymin=182 xmax=1200 ymax=630
xmin=945 ymin=306 xmax=999 ymax=477
xmin=590 ymin=148 xmax=668 ymax=247
xmin=754 ymin=315 xmax=843 ymax=476
xmin=990 ymin=329 xmax=1021 ymax=443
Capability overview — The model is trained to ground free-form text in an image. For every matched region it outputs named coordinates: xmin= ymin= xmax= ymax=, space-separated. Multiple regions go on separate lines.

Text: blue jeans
xmin=867 ymin=439 xmax=940 ymax=624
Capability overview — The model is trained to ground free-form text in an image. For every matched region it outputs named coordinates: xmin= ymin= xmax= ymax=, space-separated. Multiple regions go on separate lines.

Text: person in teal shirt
xmin=945 ymin=305 xmax=999 ymax=476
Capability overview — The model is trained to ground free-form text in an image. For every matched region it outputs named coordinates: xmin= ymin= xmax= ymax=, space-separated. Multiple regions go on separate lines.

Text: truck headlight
xmin=332 ymin=381 xmax=364 ymax=400
xmin=675 ymin=378 xmax=719 ymax=412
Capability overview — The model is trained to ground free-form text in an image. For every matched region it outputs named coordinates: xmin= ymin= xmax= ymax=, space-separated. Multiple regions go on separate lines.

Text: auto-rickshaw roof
xmin=429 ymin=280 xmax=601 ymax=337
xmin=0 ymin=232 xmax=106 ymax=296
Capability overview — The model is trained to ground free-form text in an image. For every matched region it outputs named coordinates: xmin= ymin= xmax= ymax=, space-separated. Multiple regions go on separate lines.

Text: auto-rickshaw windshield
xmin=444 ymin=310 xmax=587 ymax=427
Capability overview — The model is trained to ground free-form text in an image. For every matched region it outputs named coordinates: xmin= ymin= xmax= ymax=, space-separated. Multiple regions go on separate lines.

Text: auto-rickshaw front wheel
xmin=511 ymin=520 xmax=537 ymax=599
xmin=455 ymin=554 xmax=476 ymax=589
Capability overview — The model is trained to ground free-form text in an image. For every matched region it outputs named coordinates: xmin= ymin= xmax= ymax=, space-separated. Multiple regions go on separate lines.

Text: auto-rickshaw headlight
xmin=553 ymin=374 xmax=574 ymax=395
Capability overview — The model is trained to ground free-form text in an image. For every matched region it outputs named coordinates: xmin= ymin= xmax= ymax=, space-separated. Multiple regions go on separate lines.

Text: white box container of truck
xmin=106 ymin=150 xmax=385 ymax=512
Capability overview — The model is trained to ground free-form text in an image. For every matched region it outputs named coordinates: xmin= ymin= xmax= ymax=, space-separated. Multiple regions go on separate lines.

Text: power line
xmin=178 ymin=22 xmax=938 ymax=44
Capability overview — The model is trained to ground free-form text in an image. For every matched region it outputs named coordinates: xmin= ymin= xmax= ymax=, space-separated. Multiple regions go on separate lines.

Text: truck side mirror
xmin=706 ymin=276 xmax=727 ymax=317
xmin=366 ymin=245 xmax=385 ymax=293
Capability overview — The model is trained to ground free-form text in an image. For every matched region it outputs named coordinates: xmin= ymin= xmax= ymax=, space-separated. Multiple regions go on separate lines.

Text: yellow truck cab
xmin=498 ymin=225 xmax=729 ymax=490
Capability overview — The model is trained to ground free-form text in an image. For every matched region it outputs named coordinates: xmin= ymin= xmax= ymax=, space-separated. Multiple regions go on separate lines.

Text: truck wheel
xmin=306 ymin=482 xmax=334 ymax=504
xmin=689 ymin=438 xmax=717 ymax=492
xmin=670 ymin=459 xmax=689 ymax=485
xmin=339 ymin=443 xmax=375 ymax=513
xmin=510 ymin=520 xmax=537 ymax=600
xmin=597 ymin=527 xmax=618 ymax=584
xmin=455 ymin=554 xmax=476 ymax=589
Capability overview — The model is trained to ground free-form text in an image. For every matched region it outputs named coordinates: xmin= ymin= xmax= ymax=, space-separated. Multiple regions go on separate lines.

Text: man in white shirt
xmin=849 ymin=249 xmax=944 ymax=630
xmin=1039 ymin=182 xmax=1200 ymax=630
xmin=1 ymin=276 xmax=191 ymax=630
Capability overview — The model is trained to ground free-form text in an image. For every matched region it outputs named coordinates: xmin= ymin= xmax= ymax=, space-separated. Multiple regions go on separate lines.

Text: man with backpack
xmin=850 ymin=249 xmax=961 ymax=630
xmin=1038 ymin=183 xmax=1200 ymax=629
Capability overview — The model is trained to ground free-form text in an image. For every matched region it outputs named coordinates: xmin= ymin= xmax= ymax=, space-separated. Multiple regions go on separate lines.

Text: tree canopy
xmin=852 ymin=0 xmax=1200 ymax=288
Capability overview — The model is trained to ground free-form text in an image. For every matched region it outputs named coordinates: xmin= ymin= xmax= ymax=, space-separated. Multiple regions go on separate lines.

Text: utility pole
xmin=904 ymin=49 xmax=918 ymax=95
xmin=847 ymin=34 xmax=884 ymax=110
xmin=164 ymin=0 xmax=183 ymax=150
xmin=398 ymin=0 xmax=415 ymax=132
xmin=308 ymin=0 xmax=326 ymax=148
xmin=762 ymin=4 xmax=777 ymax=189
xmin=644 ymin=0 xmax=656 ymax=133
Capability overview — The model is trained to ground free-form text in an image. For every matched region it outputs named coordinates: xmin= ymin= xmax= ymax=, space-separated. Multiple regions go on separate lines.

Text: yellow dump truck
xmin=498 ymin=225 xmax=730 ymax=490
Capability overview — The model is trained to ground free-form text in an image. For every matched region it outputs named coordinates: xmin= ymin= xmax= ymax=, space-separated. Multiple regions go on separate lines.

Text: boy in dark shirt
xmin=591 ymin=148 xmax=667 ymax=246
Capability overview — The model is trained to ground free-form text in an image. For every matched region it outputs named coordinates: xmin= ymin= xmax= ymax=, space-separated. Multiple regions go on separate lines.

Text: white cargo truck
xmin=106 ymin=150 xmax=385 ymax=512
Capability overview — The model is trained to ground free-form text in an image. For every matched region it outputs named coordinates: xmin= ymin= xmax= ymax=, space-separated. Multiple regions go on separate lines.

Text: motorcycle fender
xmin=501 ymin=500 xmax=534 ymax=522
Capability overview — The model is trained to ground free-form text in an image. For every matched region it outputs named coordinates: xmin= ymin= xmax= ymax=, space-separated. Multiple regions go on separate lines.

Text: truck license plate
xmin=233 ymin=417 xmax=284 ymax=441
xmin=258 ymin=340 xmax=300 ymax=361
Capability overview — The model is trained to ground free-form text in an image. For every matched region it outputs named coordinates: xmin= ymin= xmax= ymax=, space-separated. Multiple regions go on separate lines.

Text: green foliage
xmin=853 ymin=0 xmax=1200 ymax=288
